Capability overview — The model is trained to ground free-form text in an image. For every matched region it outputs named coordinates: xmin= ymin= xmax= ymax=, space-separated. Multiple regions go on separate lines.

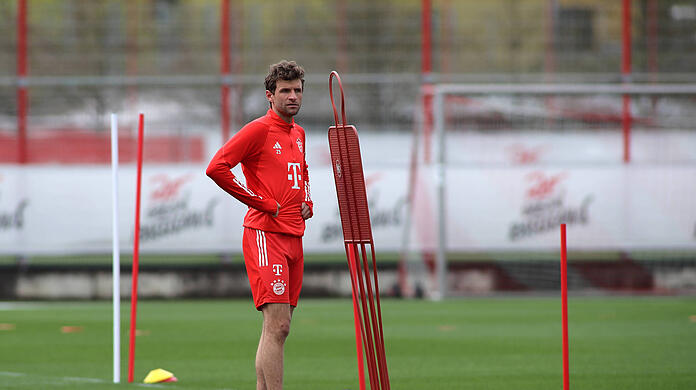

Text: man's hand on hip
xmin=301 ymin=202 xmax=313 ymax=220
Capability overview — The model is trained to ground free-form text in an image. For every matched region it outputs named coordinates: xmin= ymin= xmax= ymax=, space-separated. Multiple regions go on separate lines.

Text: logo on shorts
xmin=272 ymin=264 xmax=283 ymax=276
xmin=271 ymin=279 xmax=287 ymax=296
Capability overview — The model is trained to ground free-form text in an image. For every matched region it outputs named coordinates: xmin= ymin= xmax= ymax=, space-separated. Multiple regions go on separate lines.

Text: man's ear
xmin=265 ymin=90 xmax=273 ymax=105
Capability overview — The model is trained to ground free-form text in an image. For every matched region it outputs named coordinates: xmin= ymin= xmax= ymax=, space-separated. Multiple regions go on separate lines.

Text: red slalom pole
xmin=421 ymin=0 xmax=433 ymax=163
xmin=220 ymin=0 xmax=231 ymax=143
xmin=348 ymin=245 xmax=366 ymax=390
xmin=560 ymin=224 xmax=569 ymax=390
xmin=621 ymin=0 xmax=632 ymax=163
xmin=128 ymin=114 xmax=145 ymax=383
xmin=16 ymin=0 xmax=28 ymax=164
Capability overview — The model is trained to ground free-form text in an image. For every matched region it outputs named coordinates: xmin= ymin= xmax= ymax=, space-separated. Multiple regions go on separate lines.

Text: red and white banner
xmin=1 ymin=163 xmax=695 ymax=255
xmin=443 ymin=166 xmax=696 ymax=250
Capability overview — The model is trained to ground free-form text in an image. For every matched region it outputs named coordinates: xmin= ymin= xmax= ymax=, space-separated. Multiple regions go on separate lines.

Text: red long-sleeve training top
xmin=206 ymin=109 xmax=312 ymax=237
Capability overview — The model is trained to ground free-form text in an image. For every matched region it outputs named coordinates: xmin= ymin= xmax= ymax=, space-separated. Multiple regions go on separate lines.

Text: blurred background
xmin=1 ymin=0 xmax=695 ymax=299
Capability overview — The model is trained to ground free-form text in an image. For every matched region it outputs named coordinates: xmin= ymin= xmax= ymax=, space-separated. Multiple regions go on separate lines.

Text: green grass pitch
xmin=1 ymin=297 xmax=694 ymax=389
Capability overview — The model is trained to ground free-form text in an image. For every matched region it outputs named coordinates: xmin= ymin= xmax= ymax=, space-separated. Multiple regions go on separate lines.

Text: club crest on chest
xmin=296 ymin=138 xmax=303 ymax=153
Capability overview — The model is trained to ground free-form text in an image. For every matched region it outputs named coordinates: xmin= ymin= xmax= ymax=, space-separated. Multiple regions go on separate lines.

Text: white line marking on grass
xmin=0 ymin=371 xmax=26 ymax=377
xmin=1 ymin=302 xmax=55 ymax=310
xmin=61 ymin=376 xmax=174 ymax=388
xmin=63 ymin=376 xmax=104 ymax=383
xmin=1 ymin=371 xmax=171 ymax=387
xmin=0 ymin=302 xmax=45 ymax=311
xmin=0 ymin=370 xmax=239 ymax=390
xmin=0 ymin=302 xmax=109 ymax=312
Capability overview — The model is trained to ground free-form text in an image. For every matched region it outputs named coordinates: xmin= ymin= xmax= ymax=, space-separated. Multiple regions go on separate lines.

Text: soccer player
xmin=206 ymin=60 xmax=313 ymax=390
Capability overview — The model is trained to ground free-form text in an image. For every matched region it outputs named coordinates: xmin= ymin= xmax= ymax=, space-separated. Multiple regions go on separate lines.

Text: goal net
xmin=401 ymin=83 xmax=696 ymax=298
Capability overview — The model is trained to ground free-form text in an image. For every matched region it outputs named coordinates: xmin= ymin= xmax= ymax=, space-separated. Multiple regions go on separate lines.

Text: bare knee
xmin=269 ymin=320 xmax=290 ymax=343
xmin=262 ymin=303 xmax=292 ymax=344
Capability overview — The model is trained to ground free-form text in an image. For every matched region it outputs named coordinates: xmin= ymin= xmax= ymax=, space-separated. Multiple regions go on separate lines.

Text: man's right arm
xmin=205 ymin=125 xmax=278 ymax=215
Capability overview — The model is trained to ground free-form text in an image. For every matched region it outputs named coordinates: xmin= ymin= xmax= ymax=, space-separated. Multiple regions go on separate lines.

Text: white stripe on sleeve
xmin=234 ymin=177 xmax=260 ymax=198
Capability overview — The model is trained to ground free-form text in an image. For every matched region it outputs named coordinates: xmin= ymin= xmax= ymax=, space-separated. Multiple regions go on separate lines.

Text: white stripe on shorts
xmin=256 ymin=230 xmax=268 ymax=267
xmin=256 ymin=230 xmax=262 ymax=266
xmin=261 ymin=231 xmax=268 ymax=266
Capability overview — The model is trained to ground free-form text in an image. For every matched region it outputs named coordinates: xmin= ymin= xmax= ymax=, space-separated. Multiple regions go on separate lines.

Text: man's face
xmin=267 ymin=79 xmax=303 ymax=120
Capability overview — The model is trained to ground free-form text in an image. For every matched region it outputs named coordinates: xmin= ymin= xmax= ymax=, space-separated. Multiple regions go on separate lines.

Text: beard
xmin=278 ymin=102 xmax=301 ymax=117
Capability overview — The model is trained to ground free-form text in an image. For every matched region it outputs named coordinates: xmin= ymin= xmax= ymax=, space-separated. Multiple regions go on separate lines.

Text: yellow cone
xmin=143 ymin=368 xmax=178 ymax=384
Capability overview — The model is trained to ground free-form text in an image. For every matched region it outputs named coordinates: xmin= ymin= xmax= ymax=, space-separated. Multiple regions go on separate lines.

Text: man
xmin=206 ymin=60 xmax=313 ymax=390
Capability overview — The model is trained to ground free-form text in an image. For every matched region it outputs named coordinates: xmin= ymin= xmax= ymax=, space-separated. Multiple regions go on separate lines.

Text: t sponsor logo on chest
xmin=287 ymin=162 xmax=302 ymax=189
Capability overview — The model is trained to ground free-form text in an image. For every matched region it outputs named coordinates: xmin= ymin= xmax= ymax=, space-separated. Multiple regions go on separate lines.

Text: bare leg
xmin=255 ymin=326 xmax=266 ymax=390
xmin=256 ymin=303 xmax=292 ymax=390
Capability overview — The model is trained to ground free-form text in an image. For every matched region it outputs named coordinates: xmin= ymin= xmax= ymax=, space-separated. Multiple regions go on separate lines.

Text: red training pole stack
xmin=328 ymin=71 xmax=390 ymax=390
xmin=128 ymin=113 xmax=145 ymax=383
xmin=560 ymin=224 xmax=569 ymax=390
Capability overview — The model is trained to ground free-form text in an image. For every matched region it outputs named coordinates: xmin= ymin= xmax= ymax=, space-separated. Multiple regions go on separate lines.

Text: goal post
xmin=403 ymin=82 xmax=696 ymax=298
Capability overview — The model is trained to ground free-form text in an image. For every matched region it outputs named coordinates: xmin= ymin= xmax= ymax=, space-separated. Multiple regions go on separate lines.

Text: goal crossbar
xmin=434 ymin=83 xmax=696 ymax=96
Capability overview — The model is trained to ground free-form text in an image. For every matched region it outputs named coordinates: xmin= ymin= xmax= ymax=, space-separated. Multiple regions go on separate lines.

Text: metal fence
xmin=2 ymin=0 xmax=696 ymax=163
xmin=3 ymin=0 xmax=696 ymax=76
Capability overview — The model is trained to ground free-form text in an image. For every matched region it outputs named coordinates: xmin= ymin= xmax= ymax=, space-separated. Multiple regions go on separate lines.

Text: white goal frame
xmin=424 ymin=82 xmax=696 ymax=299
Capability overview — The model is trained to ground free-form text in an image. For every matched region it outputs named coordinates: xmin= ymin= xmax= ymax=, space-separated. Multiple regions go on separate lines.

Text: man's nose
xmin=288 ymin=91 xmax=298 ymax=100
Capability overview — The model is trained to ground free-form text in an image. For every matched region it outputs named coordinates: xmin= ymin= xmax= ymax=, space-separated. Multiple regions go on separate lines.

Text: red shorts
xmin=242 ymin=227 xmax=304 ymax=310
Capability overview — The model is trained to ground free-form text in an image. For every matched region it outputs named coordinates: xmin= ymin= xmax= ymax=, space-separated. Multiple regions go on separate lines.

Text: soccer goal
xmin=401 ymin=82 xmax=696 ymax=299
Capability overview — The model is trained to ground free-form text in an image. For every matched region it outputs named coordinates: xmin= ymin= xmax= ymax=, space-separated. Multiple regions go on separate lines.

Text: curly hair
xmin=264 ymin=60 xmax=305 ymax=94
